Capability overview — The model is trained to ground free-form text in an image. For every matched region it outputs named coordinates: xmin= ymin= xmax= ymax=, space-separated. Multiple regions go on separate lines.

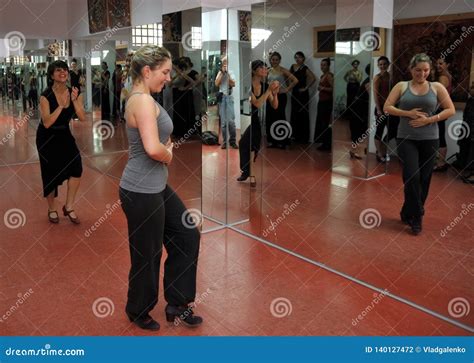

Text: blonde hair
xmin=409 ymin=53 xmax=432 ymax=69
xmin=130 ymin=45 xmax=171 ymax=82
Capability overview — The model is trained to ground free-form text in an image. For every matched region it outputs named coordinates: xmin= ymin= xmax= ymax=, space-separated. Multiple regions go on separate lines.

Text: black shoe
xmin=127 ymin=314 xmax=160 ymax=331
xmin=230 ymin=142 xmax=239 ymax=149
xmin=409 ymin=216 xmax=422 ymax=236
xmin=317 ymin=144 xmax=331 ymax=151
xmin=221 ymin=143 xmax=227 ymax=149
xmin=165 ymin=304 xmax=203 ymax=328
xmin=237 ymin=173 xmax=249 ymax=182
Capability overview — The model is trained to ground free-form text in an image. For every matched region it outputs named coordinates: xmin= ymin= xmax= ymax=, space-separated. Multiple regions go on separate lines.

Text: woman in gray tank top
xmin=384 ymin=53 xmax=455 ymax=235
xmin=118 ymin=45 xmax=202 ymax=331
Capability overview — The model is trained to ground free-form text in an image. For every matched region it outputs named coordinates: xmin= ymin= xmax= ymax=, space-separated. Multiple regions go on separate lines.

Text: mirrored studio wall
xmin=227 ymin=0 xmax=473 ymax=330
xmin=201 ymin=5 xmax=253 ymax=230
xmin=0 ymin=11 xmax=204 ymax=221
xmin=162 ymin=7 xmax=203 ymax=218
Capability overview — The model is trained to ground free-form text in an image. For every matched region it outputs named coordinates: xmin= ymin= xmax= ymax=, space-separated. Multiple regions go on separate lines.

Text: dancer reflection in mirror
xmin=384 ymin=53 xmax=455 ymax=235
xmin=237 ymin=60 xmax=279 ymax=184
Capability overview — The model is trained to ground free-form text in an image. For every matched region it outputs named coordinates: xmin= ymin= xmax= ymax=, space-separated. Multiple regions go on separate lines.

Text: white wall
xmin=0 ymin=0 xmax=69 ymax=39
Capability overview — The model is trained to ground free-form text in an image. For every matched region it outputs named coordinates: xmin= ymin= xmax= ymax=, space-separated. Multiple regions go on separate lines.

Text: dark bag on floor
xmin=201 ymin=131 xmax=219 ymax=145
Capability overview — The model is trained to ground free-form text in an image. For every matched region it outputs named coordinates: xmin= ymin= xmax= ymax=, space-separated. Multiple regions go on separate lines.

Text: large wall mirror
xmin=228 ymin=0 xmax=473 ymax=331
xmin=162 ymin=7 xmax=203 ymax=224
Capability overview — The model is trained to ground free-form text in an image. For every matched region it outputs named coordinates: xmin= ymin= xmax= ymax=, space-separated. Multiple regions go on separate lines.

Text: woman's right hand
xmin=407 ymin=108 xmax=428 ymax=119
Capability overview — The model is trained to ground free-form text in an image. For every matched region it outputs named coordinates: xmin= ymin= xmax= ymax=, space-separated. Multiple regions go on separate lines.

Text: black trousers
xmin=314 ymin=99 xmax=333 ymax=147
xmin=239 ymin=121 xmax=261 ymax=176
xmin=119 ymin=185 xmax=200 ymax=320
xmin=397 ymin=139 xmax=439 ymax=218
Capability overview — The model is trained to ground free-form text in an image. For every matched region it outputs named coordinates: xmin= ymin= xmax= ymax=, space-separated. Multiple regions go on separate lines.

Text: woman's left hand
xmin=409 ymin=116 xmax=431 ymax=128
xmin=71 ymin=87 xmax=79 ymax=102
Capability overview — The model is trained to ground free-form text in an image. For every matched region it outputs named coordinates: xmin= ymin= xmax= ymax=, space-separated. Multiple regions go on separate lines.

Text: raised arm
xmin=251 ymin=84 xmax=275 ymax=109
xmin=40 ymin=93 xmax=67 ymax=128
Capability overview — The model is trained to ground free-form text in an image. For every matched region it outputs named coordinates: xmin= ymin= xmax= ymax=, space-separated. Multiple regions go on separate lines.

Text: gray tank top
xmin=397 ymin=82 xmax=439 ymax=140
xmin=120 ymin=93 xmax=174 ymax=193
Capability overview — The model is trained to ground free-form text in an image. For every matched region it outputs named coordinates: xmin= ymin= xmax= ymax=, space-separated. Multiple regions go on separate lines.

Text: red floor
xmin=0 ymin=105 xmax=472 ymax=335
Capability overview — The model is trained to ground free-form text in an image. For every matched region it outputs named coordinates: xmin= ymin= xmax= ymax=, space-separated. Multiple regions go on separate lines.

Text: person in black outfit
xmin=101 ymin=61 xmax=111 ymax=121
xmin=237 ymin=60 xmax=279 ymax=182
xmin=289 ymin=51 xmax=316 ymax=143
xmin=313 ymin=58 xmax=334 ymax=151
xmin=69 ymin=59 xmax=81 ymax=120
xmin=36 ymin=60 xmax=86 ymax=224
xmin=170 ymin=59 xmax=197 ymax=137
xmin=349 ymin=64 xmax=371 ymax=159
xmin=69 ymin=59 xmax=81 ymax=89
xmin=28 ymin=71 xmax=38 ymax=109
xmin=112 ymin=64 xmax=123 ymax=119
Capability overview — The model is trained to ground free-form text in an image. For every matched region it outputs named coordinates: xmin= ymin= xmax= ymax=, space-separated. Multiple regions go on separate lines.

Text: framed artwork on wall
xmin=162 ymin=12 xmax=182 ymax=42
xmin=88 ymin=0 xmax=131 ymax=34
xmin=88 ymin=0 xmax=108 ymax=34
xmin=393 ymin=13 xmax=474 ymax=104
xmin=107 ymin=0 xmax=131 ymax=29
xmin=239 ymin=10 xmax=251 ymax=41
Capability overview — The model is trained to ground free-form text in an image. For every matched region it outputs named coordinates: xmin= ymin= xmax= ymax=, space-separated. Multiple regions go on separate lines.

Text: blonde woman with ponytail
xmin=119 ymin=45 xmax=202 ymax=331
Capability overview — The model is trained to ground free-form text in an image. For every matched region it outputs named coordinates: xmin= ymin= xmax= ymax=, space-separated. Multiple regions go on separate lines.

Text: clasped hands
xmin=269 ymin=80 xmax=280 ymax=95
xmin=57 ymin=87 xmax=80 ymax=108
xmin=407 ymin=108 xmax=433 ymax=128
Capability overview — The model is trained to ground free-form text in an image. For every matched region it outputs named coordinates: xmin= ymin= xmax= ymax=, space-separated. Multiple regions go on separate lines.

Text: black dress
xmin=172 ymin=70 xmax=198 ymax=137
xmin=349 ymin=77 xmax=370 ymax=143
xmin=290 ymin=64 xmax=310 ymax=143
xmin=36 ymin=87 xmax=83 ymax=197
xmin=101 ymin=70 xmax=111 ymax=121
xmin=239 ymin=82 xmax=266 ymax=176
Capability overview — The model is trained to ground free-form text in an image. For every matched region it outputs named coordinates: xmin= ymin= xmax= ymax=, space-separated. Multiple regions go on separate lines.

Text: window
xmin=191 ymin=26 xmax=202 ymax=49
xmin=132 ymin=23 xmax=163 ymax=47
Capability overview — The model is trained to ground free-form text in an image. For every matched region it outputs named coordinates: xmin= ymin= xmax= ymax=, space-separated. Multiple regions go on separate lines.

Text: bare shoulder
xmin=394 ymin=81 xmax=407 ymax=90
xmin=127 ymin=94 xmax=158 ymax=120
xmin=431 ymin=81 xmax=445 ymax=90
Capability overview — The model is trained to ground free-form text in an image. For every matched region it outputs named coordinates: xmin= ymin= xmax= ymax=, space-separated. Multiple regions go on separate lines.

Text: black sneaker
xmin=165 ymin=304 xmax=203 ymax=328
xmin=230 ymin=142 xmax=239 ymax=149
xmin=221 ymin=143 xmax=227 ymax=149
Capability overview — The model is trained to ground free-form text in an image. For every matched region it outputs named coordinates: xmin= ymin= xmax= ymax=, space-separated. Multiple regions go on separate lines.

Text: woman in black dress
xmin=290 ymin=51 xmax=316 ymax=143
xmin=170 ymin=59 xmax=198 ymax=137
xmin=101 ymin=61 xmax=111 ymax=121
xmin=237 ymin=60 xmax=279 ymax=182
xmin=36 ymin=60 xmax=86 ymax=224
